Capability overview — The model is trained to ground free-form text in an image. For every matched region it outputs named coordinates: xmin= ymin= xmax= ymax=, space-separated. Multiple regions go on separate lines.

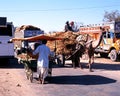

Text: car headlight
xmin=116 ymin=40 xmax=120 ymax=48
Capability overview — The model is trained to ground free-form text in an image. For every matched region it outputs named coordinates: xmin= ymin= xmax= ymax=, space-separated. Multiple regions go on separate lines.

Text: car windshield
xmin=115 ymin=33 xmax=120 ymax=38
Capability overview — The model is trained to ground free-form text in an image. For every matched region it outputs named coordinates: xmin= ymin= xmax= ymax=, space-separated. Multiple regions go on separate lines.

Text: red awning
xmin=12 ymin=34 xmax=63 ymax=42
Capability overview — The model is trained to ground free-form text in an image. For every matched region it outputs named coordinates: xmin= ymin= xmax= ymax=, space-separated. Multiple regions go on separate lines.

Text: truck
xmin=14 ymin=25 xmax=44 ymax=54
xmin=79 ymin=21 xmax=120 ymax=61
xmin=0 ymin=17 xmax=15 ymax=62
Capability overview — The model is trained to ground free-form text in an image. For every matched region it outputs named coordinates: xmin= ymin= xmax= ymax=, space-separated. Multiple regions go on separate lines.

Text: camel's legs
xmin=88 ymin=56 xmax=94 ymax=72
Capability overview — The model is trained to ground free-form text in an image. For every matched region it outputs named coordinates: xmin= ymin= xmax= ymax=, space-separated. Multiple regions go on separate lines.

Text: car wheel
xmin=110 ymin=49 xmax=118 ymax=61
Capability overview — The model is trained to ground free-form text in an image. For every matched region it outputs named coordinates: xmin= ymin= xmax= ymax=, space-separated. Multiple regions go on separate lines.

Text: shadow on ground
xmin=50 ymin=75 xmax=116 ymax=85
xmin=0 ymin=58 xmax=24 ymax=69
xmin=78 ymin=62 xmax=120 ymax=71
xmin=56 ymin=61 xmax=120 ymax=71
xmin=93 ymin=62 xmax=120 ymax=70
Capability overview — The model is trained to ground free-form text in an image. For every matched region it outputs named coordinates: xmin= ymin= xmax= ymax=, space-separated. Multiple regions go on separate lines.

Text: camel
xmin=72 ymin=27 xmax=105 ymax=71
xmin=46 ymin=29 xmax=105 ymax=71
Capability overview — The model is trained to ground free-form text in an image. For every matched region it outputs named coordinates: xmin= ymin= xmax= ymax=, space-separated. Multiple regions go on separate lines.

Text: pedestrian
xmin=32 ymin=39 xmax=51 ymax=84
xmin=64 ymin=21 xmax=72 ymax=32
xmin=70 ymin=21 xmax=79 ymax=32
xmin=70 ymin=21 xmax=75 ymax=31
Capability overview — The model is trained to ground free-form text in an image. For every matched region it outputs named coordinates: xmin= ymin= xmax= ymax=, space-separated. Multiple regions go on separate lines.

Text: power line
xmin=0 ymin=4 xmax=120 ymax=12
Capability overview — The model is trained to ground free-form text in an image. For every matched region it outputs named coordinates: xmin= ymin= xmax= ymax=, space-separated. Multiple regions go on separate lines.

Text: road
xmin=0 ymin=56 xmax=120 ymax=96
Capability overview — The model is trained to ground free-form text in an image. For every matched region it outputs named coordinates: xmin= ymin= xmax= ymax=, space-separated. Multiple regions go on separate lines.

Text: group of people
xmin=21 ymin=21 xmax=79 ymax=84
xmin=64 ymin=21 xmax=79 ymax=32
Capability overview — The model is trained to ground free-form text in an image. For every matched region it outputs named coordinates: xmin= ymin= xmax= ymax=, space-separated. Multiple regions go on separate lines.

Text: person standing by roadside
xmin=33 ymin=39 xmax=51 ymax=84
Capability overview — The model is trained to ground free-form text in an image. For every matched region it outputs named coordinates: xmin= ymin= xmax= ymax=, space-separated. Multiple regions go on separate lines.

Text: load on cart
xmin=12 ymin=34 xmax=62 ymax=84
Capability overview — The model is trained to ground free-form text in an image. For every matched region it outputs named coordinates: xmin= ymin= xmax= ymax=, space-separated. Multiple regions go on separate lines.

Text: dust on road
xmin=0 ymin=57 xmax=120 ymax=96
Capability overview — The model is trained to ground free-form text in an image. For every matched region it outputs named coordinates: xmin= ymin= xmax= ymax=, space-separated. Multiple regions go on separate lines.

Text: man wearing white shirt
xmin=33 ymin=39 xmax=51 ymax=84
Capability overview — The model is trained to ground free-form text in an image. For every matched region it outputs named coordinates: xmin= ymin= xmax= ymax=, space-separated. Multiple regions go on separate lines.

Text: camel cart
xmin=12 ymin=34 xmax=62 ymax=83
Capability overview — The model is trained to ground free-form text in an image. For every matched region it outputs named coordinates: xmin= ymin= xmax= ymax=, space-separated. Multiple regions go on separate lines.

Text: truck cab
xmin=79 ymin=21 xmax=120 ymax=61
xmin=0 ymin=17 xmax=15 ymax=64
xmin=0 ymin=17 xmax=15 ymax=65
xmin=95 ymin=21 xmax=120 ymax=61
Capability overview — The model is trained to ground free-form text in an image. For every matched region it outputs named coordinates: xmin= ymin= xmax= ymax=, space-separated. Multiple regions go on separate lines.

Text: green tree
xmin=103 ymin=10 xmax=120 ymax=22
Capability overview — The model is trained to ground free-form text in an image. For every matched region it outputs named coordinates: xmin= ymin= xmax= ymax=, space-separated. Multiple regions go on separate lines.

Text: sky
xmin=0 ymin=0 xmax=120 ymax=33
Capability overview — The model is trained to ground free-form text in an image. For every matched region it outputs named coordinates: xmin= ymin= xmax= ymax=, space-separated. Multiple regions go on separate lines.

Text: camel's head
xmin=100 ymin=26 xmax=109 ymax=34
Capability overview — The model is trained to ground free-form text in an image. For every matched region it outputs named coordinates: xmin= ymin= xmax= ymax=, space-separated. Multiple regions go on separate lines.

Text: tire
xmin=24 ymin=65 xmax=29 ymax=80
xmin=30 ymin=72 xmax=33 ymax=83
xmin=100 ymin=53 xmax=108 ymax=58
xmin=109 ymin=49 xmax=118 ymax=61
xmin=26 ymin=70 xmax=30 ymax=80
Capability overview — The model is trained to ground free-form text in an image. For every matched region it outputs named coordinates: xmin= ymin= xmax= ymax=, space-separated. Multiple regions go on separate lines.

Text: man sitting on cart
xmin=32 ymin=39 xmax=51 ymax=84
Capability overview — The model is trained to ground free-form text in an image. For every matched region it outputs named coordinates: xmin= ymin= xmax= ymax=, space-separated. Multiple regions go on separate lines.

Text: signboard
xmin=24 ymin=30 xmax=44 ymax=37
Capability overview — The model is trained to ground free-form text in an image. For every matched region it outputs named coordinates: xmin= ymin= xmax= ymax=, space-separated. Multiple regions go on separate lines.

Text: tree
xmin=103 ymin=10 xmax=120 ymax=22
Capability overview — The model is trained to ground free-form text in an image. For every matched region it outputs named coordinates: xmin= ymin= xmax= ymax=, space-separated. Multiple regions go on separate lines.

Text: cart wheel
xmin=26 ymin=72 xmax=29 ymax=80
xmin=25 ymin=68 xmax=30 ymax=80
xmin=25 ymin=69 xmax=29 ymax=80
xmin=25 ymin=70 xmax=30 ymax=80
xmin=30 ymin=71 xmax=33 ymax=83
xmin=24 ymin=65 xmax=29 ymax=80
xmin=26 ymin=69 xmax=32 ymax=80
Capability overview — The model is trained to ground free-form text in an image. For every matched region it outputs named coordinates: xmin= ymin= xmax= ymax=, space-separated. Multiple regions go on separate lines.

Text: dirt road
xmin=0 ymin=56 xmax=120 ymax=96
xmin=0 ymin=59 xmax=37 ymax=96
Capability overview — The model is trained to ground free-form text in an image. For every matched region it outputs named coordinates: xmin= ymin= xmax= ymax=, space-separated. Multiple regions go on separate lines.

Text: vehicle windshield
xmin=115 ymin=33 xmax=120 ymax=38
xmin=0 ymin=24 xmax=12 ymax=36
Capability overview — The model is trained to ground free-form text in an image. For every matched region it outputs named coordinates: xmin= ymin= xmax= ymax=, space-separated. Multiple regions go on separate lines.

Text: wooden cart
xmin=12 ymin=34 xmax=62 ymax=83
